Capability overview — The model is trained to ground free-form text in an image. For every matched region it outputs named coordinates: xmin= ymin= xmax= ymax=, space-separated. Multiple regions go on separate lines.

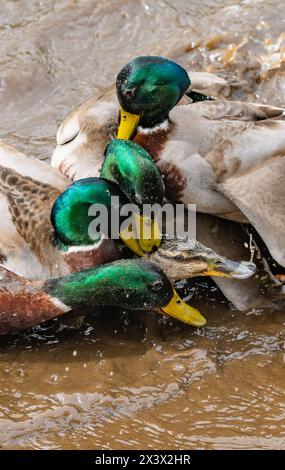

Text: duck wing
xmin=218 ymin=156 xmax=285 ymax=268
xmin=0 ymin=143 xmax=68 ymax=278
xmin=195 ymin=102 xmax=285 ymax=266
xmin=177 ymin=71 xmax=229 ymax=102
xmin=188 ymin=71 xmax=228 ymax=89
xmin=166 ymin=102 xmax=285 ymax=266
xmin=0 ymin=141 xmax=67 ymax=188
xmin=196 ymin=214 xmax=280 ymax=311
xmin=53 ymin=87 xmax=118 ymax=181
xmin=196 ymin=100 xmax=285 ymax=121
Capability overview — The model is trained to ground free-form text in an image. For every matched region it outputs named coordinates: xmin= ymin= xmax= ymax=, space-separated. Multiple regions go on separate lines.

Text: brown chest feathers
xmin=62 ymin=239 xmax=122 ymax=273
xmin=0 ymin=291 xmax=64 ymax=334
xmin=0 ymin=268 xmax=63 ymax=334
xmin=133 ymin=122 xmax=187 ymax=202
xmin=133 ymin=124 xmax=170 ymax=162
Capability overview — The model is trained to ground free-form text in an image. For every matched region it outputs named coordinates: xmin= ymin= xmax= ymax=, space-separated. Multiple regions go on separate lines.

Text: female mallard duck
xmin=52 ymin=56 xmax=285 ymax=269
xmin=0 ymin=259 xmax=209 ymax=335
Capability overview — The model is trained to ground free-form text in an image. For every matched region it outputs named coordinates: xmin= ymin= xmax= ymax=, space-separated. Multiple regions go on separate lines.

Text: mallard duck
xmin=0 ymin=259 xmax=210 ymax=335
xmin=0 ymin=139 xmax=165 ymax=280
xmin=51 ymin=68 xmax=227 ymax=180
xmin=52 ymin=56 xmax=285 ymax=269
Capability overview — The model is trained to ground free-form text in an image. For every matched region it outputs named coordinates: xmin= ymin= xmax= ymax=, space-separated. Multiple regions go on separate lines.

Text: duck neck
xmin=44 ymin=265 xmax=112 ymax=309
xmin=43 ymin=260 xmax=157 ymax=310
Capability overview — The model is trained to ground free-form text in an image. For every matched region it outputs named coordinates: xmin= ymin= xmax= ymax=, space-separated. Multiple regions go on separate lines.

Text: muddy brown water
xmin=1 ymin=0 xmax=285 ymax=450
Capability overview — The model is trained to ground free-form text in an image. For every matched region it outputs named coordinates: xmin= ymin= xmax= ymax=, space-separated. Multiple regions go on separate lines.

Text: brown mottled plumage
xmin=0 ymin=165 xmax=59 ymax=262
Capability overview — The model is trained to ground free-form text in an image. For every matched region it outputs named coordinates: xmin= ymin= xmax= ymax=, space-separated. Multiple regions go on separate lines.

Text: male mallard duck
xmin=52 ymin=56 xmax=285 ymax=269
xmin=51 ymin=68 xmax=227 ymax=180
xmin=0 ymin=259 xmax=209 ymax=335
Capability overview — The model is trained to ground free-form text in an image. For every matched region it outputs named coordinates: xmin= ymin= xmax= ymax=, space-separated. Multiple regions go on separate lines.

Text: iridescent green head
xmin=44 ymin=259 xmax=206 ymax=326
xmin=45 ymin=259 xmax=173 ymax=310
xmin=100 ymin=139 xmax=164 ymax=207
xmin=101 ymin=139 xmax=164 ymax=254
xmin=116 ymin=56 xmax=190 ymax=129
xmin=51 ymin=177 xmax=128 ymax=249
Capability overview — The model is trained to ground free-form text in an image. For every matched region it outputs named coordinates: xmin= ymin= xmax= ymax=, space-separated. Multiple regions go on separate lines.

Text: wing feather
xmin=218 ymin=157 xmax=285 ymax=267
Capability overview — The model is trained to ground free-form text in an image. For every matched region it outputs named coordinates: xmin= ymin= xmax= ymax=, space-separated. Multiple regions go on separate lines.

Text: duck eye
xmin=213 ymin=259 xmax=222 ymax=266
xmin=124 ymin=88 xmax=136 ymax=100
xmin=151 ymin=280 xmax=163 ymax=291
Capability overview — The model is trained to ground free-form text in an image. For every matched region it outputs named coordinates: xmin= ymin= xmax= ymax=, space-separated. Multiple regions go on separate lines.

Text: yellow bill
xmin=119 ymin=225 xmax=145 ymax=257
xmin=119 ymin=213 xmax=162 ymax=256
xmin=133 ymin=213 xmax=161 ymax=253
xmin=117 ymin=107 xmax=141 ymax=140
xmin=160 ymin=289 xmax=206 ymax=327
